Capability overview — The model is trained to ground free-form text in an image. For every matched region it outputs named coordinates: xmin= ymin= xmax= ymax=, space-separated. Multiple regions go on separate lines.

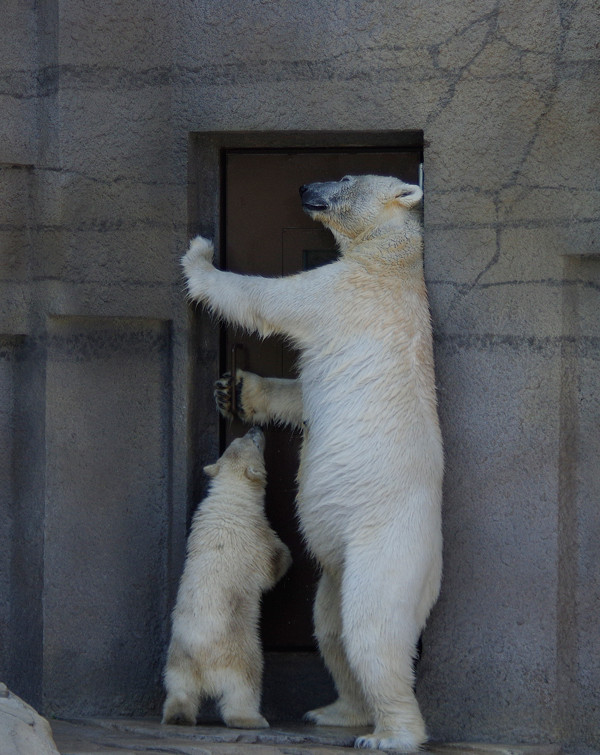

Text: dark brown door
xmin=222 ymin=149 xmax=421 ymax=650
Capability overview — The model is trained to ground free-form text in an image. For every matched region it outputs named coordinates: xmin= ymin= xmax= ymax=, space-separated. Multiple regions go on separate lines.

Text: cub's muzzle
xmin=245 ymin=426 xmax=265 ymax=451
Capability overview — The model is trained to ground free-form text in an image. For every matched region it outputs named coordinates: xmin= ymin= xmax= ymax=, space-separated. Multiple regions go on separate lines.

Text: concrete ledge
xmin=50 ymin=718 xmax=563 ymax=755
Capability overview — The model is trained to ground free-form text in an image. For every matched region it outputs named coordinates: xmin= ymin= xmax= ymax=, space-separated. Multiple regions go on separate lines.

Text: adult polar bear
xmin=182 ymin=174 xmax=443 ymax=751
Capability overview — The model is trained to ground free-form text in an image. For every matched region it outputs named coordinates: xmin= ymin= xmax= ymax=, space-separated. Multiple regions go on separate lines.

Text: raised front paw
xmin=214 ymin=369 xmax=269 ymax=424
xmin=182 ymin=235 xmax=214 ymax=272
xmin=214 ymin=371 xmax=244 ymax=420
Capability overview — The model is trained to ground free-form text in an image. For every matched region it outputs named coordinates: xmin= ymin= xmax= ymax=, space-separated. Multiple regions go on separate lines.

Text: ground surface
xmin=50 ymin=718 xmax=563 ymax=755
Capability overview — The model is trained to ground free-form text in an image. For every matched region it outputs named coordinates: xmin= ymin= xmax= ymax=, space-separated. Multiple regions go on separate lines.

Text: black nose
xmin=299 ymin=184 xmax=308 ymax=196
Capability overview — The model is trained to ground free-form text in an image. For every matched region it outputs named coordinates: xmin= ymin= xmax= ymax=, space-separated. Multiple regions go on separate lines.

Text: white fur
xmin=162 ymin=429 xmax=291 ymax=729
xmin=183 ymin=174 xmax=443 ymax=751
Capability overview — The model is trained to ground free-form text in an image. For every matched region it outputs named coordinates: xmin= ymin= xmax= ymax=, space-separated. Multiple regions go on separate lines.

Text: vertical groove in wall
xmin=2 ymin=335 xmax=46 ymax=709
xmin=556 ymin=259 xmax=580 ymax=743
xmin=0 ymin=337 xmax=19 ymax=685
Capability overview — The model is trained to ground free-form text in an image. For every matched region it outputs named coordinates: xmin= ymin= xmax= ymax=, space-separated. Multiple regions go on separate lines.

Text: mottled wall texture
xmin=0 ymin=1 xmax=598 ymax=752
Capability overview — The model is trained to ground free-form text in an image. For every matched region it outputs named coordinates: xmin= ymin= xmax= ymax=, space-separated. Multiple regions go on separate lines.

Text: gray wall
xmin=1 ymin=1 xmax=598 ymax=752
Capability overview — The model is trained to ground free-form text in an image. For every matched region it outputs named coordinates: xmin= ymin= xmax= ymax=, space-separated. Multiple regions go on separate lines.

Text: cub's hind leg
xmin=208 ymin=665 xmax=268 ymax=729
xmin=162 ymin=662 xmax=200 ymax=725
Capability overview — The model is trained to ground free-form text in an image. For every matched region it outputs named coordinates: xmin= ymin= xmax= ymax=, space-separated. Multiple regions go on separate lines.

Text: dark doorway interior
xmin=221 ymin=149 xmax=422 ymax=648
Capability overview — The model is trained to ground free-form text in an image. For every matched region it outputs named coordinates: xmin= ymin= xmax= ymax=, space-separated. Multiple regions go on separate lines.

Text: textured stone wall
xmin=0 ymin=1 xmax=598 ymax=751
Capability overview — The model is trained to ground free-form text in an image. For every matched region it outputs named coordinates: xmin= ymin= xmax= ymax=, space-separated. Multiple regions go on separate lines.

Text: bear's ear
xmin=394 ymin=184 xmax=422 ymax=209
xmin=245 ymin=466 xmax=265 ymax=483
xmin=204 ymin=462 xmax=220 ymax=478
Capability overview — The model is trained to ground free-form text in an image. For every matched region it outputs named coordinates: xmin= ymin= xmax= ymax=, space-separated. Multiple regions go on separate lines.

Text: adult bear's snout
xmin=299 ymin=184 xmax=329 ymax=211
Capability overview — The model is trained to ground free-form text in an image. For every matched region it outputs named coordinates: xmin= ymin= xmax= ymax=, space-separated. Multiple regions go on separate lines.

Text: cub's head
xmin=299 ymin=174 xmax=422 ymax=245
xmin=204 ymin=427 xmax=266 ymax=485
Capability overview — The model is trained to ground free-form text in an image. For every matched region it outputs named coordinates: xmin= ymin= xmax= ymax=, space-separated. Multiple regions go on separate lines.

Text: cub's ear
xmin=394 ymin=184 xmax=422 ymax=209
xmin=245 ymin=466 xmax=265 ymax=483
xmin=204 ymin=462 xmax=220 ymax=478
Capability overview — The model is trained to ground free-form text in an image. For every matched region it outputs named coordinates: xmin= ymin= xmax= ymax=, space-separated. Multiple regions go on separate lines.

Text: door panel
xmin=223 ymin=149 xmax=421 ymax=649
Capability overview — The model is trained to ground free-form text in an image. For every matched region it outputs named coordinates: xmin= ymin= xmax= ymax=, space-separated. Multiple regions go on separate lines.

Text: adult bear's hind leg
xmin=342 ymin=550 xmax=428 ymax=752
xmin=305 ymin=570 xmax=372 ymax=727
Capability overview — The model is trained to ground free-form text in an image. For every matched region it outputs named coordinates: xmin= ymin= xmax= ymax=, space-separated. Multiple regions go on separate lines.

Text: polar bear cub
xmin=182 ymin=174 xmax=443 ymax=752
xmin=162 ymin=427 xmax=291 ymax=728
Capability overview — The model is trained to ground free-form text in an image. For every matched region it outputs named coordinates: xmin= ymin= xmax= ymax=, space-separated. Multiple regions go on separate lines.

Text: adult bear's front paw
xmin=214 ymin=370 xmax=249 ymax=421
xmin=182 ymin=235 xmax=214 ymax=272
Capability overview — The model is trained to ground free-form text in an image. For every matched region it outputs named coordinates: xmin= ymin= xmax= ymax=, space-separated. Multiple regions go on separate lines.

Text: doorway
xmin=221 ymin=149 xmax=422 ymax=649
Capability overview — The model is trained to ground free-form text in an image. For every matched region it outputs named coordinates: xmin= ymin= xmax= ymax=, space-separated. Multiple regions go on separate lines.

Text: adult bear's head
xmin=299 ymin=174 xmax=422 ymax=244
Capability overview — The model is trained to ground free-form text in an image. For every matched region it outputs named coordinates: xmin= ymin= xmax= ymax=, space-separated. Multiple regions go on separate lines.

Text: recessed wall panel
xmin=44 ymin=316 xmax=171 ymax=715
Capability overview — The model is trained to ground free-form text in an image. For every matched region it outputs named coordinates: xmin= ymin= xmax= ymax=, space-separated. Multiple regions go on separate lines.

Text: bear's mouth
xmin=302 ymin=200 xmax=329 ymax=212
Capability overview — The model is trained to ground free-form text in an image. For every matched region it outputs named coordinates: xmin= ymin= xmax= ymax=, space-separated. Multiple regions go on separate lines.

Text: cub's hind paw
xmin=161 ymin=693 xmax=198 ymax=726
xmin=162 ymin=706 xmax=196 ymax=726
xmin=162 ymin=712 xmax=195 ymax=726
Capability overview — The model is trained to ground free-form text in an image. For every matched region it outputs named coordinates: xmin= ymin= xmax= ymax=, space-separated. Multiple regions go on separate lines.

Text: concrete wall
xmin=1 ymin=1 xmax=598 ymax=752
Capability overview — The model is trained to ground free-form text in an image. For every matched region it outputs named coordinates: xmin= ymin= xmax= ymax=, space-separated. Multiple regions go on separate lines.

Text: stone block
xmin=498 ymin=188 xmax=600 ymax=227
xmin=430 ymin=279 xmax=563 ymax=339
xmin=58 ymin=0 xmax=172 ymax=67
xmin=0 ymin=166 xmax=34 ymax=282
xmin=520 ymin=76 xmax=599 ymax=190
xmin=0 ymin=683 xmax=59 ymax=755
xmin=0 ymin=97 xmax=38 ymax=166
xmin=426 ymin=79 xmax=547 ymax=192
xmin=489 ymin=226 xmax=568 ymax=282
xmin=562 ymin=1 xmax=600 ymax=60
xmin=425 ymin=189 xmax=497 ymax=230
xmin=497 ymin=0 xmax=560 ymax=52
xmin=426 ymin=226 xmax=497 ymax=285
xmin=56 ymin=88 xmax=174 ymax=182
